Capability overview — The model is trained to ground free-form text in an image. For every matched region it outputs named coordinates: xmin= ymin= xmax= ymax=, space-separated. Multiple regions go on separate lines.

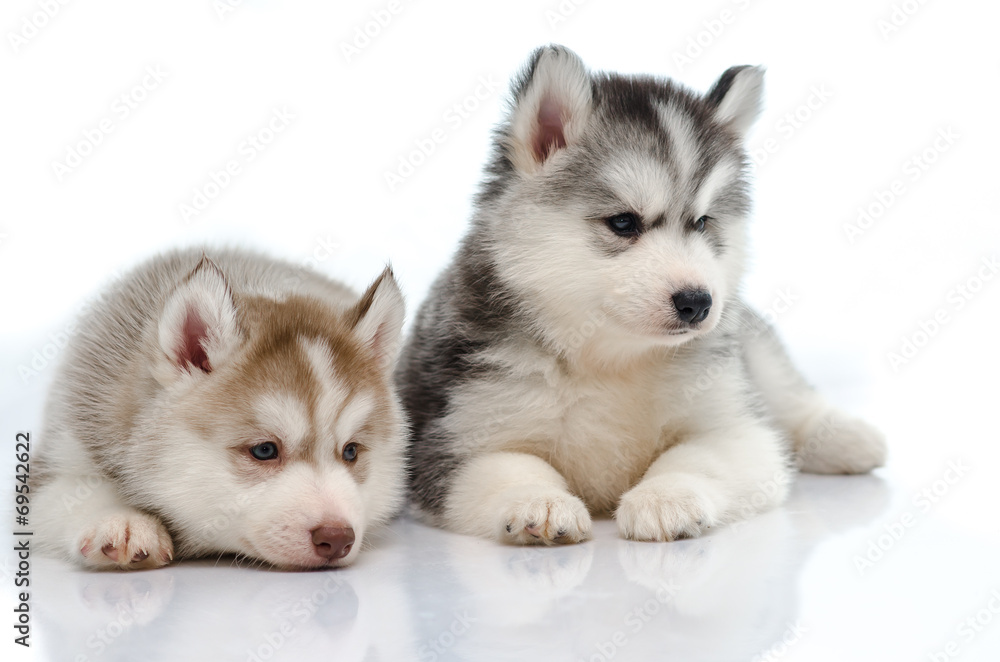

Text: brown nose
xmin=311 ymin=526 xmax=355 ymax=561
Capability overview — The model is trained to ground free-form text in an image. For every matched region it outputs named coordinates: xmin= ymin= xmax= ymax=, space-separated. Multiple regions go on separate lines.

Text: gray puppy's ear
xmin=706 ymin=65 xmax=765 ymax=138
xmin=504 ymin=45 xmax=593 ymax=174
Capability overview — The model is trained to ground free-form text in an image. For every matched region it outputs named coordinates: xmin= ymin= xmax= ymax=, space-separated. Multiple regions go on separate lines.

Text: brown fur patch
xmin=183 ymin=292 xmax=392 ymax=480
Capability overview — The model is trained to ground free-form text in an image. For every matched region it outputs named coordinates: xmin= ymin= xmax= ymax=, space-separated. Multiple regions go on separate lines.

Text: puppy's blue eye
xmin=606 ymin=213 xmax=641 ymax=237
xmin=342 ymin=443 xmax=359 ymax=463
xmin=249 ymin=442 xmax=279 ymax=461
xmin=693 ymin=215 xmax=710 ymax=232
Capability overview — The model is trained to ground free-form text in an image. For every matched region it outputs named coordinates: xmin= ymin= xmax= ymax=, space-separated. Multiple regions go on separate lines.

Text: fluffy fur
xmin=397 ymin=45 xmax=886 ymax=544
xmin=33 ymin=248 xmax=408 ymax=569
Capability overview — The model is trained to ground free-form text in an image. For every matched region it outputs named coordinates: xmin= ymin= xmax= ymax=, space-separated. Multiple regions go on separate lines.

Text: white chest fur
xmin=442 ymin=343 xmax=710 ymax=513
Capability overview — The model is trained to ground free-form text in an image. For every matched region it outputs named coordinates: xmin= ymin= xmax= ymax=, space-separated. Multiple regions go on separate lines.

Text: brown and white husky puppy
xmin=33 ymin=248 xmax=407 ymax=569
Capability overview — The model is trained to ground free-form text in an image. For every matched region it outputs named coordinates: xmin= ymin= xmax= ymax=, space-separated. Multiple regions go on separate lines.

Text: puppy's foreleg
xmin=34 ymin=472 xmax=174 ymax=570
xmin=616 ymin=421 xmax=791 ymax=541
xmin=443 ymin=451 xmax=592 ymax=545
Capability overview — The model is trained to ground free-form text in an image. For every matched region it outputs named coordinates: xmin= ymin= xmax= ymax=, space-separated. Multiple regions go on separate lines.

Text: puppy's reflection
xmin=436 ymin=473 xmax=889 ymax=662
xmin=33 ymin=556 xmax=177 ymax=661
xmin=607 ymin=472 xmax=892 ymax=660
xmin=449 ymin=534 xmax=594 ymax=626
xmin=33 ymin=550 xmax=419 ymax=662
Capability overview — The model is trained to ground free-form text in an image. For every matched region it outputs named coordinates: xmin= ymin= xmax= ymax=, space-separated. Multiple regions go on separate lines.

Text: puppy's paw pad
xmin=616 ymin=475 xmax=722 ymax=542
xmin=79 ymin=512 xmax=174 ymax=570
xmin=500 ymin=490 xmax=591 ymax=545
xmin=799 ymin=412 xmax=887 ymax=474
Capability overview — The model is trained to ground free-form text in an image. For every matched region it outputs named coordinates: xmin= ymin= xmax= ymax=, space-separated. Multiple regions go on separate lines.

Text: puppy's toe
xmin=499 ymin=488 xmax=592 ymax=545
xmin=616 ymin=474 xmax=724 ymax=542
xmin=79 ymin=512 xmax=174 ymax=570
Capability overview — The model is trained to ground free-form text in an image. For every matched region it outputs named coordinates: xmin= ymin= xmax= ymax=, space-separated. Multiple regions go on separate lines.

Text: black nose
xmin=311 ymin=525 xmax=355 ymax=561
xmin=672 ymin=289 xmax=712 ymax=325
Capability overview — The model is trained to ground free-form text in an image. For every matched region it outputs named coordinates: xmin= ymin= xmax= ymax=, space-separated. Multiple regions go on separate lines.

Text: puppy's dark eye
xmin=606 ymin=213 xmax=641 ymax=237
xmin=249 ymin=442 xmax=279 ymax=461
xmin=692 ymin=215 xmax=710 ymax=232
xmin=342 ymin=443 xmax=359 ymax=463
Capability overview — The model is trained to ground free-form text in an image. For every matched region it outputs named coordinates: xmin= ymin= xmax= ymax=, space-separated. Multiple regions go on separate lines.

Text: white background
xmin=2 ymin=1 xmax=999 ymax=660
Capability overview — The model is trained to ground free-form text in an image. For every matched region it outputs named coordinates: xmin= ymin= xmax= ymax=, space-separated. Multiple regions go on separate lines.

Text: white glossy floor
xmin=2 ymin=465 xmax=997 ymax=661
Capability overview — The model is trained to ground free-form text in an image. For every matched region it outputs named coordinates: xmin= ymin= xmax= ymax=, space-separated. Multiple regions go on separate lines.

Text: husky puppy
xmin=34 ymin=248 xmax=407 ymax=569
xmin=397 ymin=46 xmax=886 ymax=544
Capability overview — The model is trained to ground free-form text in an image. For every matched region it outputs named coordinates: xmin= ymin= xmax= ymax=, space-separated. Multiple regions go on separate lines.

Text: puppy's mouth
xmin=246 ymin=526 xmax=360 ymax=571
xmin=659 ymin=320 xmax=715 ymax=341
xmin=266 ymin=551 xmax=357 ymax=572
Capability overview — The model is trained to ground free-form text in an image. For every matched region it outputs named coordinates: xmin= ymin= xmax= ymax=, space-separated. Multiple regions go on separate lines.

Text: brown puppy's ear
xmin=504 ymin=45 xmax=593 ymax=174
xmin=156 ymin=256 xmax=241 ymax=382
xmin=705 ymin=65 xmax=765 ymax=138
xmin=348 ymin=267 xmax=405 ymax=372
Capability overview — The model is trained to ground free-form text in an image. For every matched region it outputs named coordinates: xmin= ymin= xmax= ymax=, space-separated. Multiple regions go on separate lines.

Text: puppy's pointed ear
xmin=349 ymin=267 xmax=405 ymax=371
xmin=706 ymin=65 xmax=765 ymax=138
xmin=156 ymin=256 xmax=241 ymax=381
xmin=504 ymin=45 xmax=593 ymax=174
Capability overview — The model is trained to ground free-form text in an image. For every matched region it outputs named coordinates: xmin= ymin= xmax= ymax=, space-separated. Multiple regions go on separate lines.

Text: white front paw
xmin=498 ymin=487 xmax=592 ymax=545
xmin=78 ymin=511 xmax=174 ymax=570
xmin=616 ymin=474 xmax=725 ymax=542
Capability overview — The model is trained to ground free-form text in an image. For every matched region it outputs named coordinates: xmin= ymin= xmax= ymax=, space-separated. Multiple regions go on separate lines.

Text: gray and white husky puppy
xmin=34 ymin=248 xmax=407 ymax=569
xmin=397 ymin=46 xmax=886 ymax=544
